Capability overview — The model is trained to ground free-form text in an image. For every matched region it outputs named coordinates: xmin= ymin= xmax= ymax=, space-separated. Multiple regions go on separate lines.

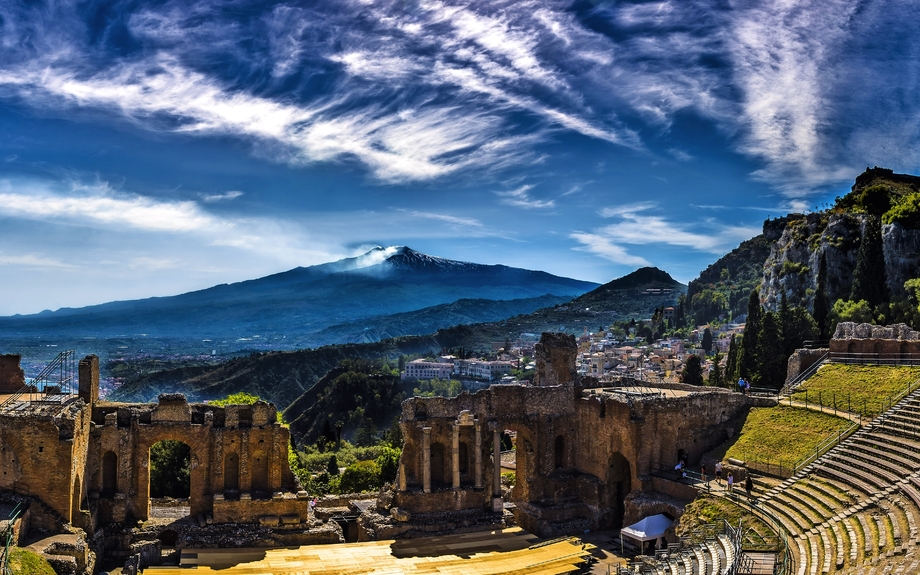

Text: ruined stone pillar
xmin=491 ymin=421 xmax=501 ymax=501
xmin=474 ymin=419 xmax=482 ymax=489
xmin=452 ymin=421 xmax=460 ymax=489
xmin=422 ymin=426 xmax=432 ymax=493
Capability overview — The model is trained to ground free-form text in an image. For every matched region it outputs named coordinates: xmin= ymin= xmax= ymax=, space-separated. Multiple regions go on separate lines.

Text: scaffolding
xmin=0 ymin=350 xmax=77 ymax=410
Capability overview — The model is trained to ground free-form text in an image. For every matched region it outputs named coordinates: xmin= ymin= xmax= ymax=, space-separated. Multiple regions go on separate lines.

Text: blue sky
xmin=1 ymin=0 xmax=919 ymax=315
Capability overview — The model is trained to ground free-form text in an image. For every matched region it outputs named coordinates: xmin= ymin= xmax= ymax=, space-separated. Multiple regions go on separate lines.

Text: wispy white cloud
xmin=496 ymin=185 xmax=555 ymax=209
xmin=576 ymin=202 xmax=759 ymax=259
xmin=401 ymin=210 xmax=485 ymax=229
xmin=0 ymin=253 xmax=76 ymax=269
xmin=201 ymin=191 xmax=243 ymax=202
xmin=0 ymin=177 xmax=340 ymax=267
xmin=569 ymin=232 xmax=650 ymax=266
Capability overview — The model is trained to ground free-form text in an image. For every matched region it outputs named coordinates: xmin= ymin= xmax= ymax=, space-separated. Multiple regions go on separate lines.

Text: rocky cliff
xmin=760 ymin=206 xmax=920 ymax=313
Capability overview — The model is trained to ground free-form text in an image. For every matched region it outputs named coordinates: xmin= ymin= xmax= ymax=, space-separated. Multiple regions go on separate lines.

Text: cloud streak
xmin=572 ymin=202 xmax=760 ymax=264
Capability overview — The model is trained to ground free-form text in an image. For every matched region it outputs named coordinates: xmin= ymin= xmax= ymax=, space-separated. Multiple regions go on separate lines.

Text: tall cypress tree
xmin=725 ymin=334 xmax=738 ymax=382
xmin=740 ymin=290 xmax=762 ymax=382
xmin=779 ymin=292 xmax=794 ymax=356
xmin=850 ymin=216 xmax=888 ymax=309
xmin=759 ymin=311 xmax=786 ymax=389
xmin=814 ymin=252 xmax=830 ymax=340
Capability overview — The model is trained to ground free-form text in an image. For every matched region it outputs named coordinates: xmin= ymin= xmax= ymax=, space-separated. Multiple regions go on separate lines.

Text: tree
xmin=150 ymin=440 xmax=190 ymax=498
xmin=830 ymin=299 xmax=874 ymax=329
xmin=708 ymin=352 xmax=723 ymax=387
xmin=814 ymin=252 xmax=830 ymax=340
xmin=339 ymin=460 xmax=381 ymax=493
xmin=740 ymin=290 xmax=762 ymax=382
xmin=725 ymin=335 xmax=739 ymax=383
xmin=354 ymin=417 xmax=378 ymax=447
xmin=327 ymin=453 xmax=340 ymax=476
xmin=850 ymin=216 xmax=888 ymax=310
xmin=701 ymin=328 xmax=713 ymax=353
xmin=785 ymin=307 xmax=818 ymax=352
xmin=681 ymin=355 xmax=704 ymax=386
xmin=758 ymin=311 xmax=786 ymax=389
xmin=779 ymin=293 xmax=793 ymax=356
xmin=376 ymin=446 xmax=401 ymax=484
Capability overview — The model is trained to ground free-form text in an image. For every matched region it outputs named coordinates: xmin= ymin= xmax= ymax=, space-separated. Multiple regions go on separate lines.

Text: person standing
xmin=745 ymin=474 xmax=754 ymax=497
xmin=701 ymin=464 xmax=707 ymax=483
xmin=727 ymin=472 xmax=734 ymax=493
xmin=715 ymin=461 xmax=723 ymax=484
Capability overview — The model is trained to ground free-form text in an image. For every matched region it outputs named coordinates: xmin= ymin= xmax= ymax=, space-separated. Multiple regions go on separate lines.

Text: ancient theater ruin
xmin=374 ymin=333 xmax=764 ymax=539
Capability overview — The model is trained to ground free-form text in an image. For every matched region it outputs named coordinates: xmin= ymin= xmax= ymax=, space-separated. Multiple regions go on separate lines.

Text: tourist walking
xmin=715 ymin=461 xmax=723 ymax=484
xmin=745 ymin=475 xmax=754 ymax=497
xmin=701 ymin=464 xmax=707 ymax=483
xmin=727 ymin=472 xmax=734 ymax=493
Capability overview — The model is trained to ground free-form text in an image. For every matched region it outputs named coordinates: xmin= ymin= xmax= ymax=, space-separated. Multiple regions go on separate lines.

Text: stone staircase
xmin=616 ymin=532 xmax=737 ymax=575
xmin=753 ymin=387 xmax=920 ymax=574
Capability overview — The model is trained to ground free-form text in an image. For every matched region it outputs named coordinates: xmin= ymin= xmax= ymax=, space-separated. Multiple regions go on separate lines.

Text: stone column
xmin=474 ymin=419 xmax=483 ymax=489
xmin=491 ymin=421 xmax=501 ymax=503
xmin=452 ymin=422 xmax=460 ymax=489
xmin=422 ymin=427 xmax=432 ymax=493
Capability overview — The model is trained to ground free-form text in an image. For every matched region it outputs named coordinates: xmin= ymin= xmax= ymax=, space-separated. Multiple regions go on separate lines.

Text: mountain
xmin=0 ymin=246 xmax=598 ymax=350
xmin=107 ymin=266 xmax=685 ymax=418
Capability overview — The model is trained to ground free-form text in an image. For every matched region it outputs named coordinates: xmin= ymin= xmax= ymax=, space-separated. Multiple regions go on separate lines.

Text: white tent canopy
xmin=620 ymin=514 xmax=673 ymax=553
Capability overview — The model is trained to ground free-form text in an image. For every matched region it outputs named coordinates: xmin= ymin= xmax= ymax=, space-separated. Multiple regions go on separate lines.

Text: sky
xmin=1 ymin=0 xmax=920 ymax=316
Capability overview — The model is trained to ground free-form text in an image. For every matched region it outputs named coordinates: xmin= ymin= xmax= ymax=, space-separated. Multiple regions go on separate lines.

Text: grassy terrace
xmin=790 ymin=364 xmax=920 ymax=418
xmin=677 ymin=495 xmax=779 ymax=551
xmin=722 ymin=405 xmax=853 ymax=469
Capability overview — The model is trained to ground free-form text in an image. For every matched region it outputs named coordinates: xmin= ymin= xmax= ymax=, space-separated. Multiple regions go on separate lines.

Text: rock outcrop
xmin=759 ymin=213 xmax=920 ymax=312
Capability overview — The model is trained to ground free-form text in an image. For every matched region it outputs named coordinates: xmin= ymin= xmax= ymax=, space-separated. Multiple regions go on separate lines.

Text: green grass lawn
xmin=723 ymin=405 xmax=853 ymax=468
xmin=790 ymin=364 xmax=920 ymax=418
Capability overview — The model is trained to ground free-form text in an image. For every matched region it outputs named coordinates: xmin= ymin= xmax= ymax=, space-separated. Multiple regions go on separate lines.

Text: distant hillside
xmin=0 ymin=246 xmax=597 ymax=351
xmin=686 ymin=235 xmax=771 ymax=323
xmin=308 ymin=294 xmax=570 ymax=345
xmin=283 ymin=360 xmax=414 ymax=445
xmin=107 ymin=266 xmax=686 ymax=417
xmin=573 ymin=267 xmax=685 ymax=315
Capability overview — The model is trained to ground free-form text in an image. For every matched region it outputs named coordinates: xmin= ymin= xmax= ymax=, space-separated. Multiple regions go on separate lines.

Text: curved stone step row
xmin=753 ymin=387 xmax=920 ymax=574
xmin=630 ymin=533 xmax=735 ymax=575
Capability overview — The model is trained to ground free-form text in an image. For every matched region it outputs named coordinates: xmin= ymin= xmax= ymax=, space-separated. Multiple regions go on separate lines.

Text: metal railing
xmin=829 ymin=352 xmax=920 ymax=366
xmin=779 ymin=352 xmax=828 ymax=396
xmin=789 ymin=421 xmax=860 ymax=475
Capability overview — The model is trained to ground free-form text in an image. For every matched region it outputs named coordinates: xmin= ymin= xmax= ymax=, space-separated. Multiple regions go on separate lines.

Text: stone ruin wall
xmin=87 ymin=393 xmax=306 ymax=525
xmin=0 ymin=354 xmax=25 ymax=393
xmin=394 ymin=332 xmax=758 ymax=537
xmin=830 ymin=322 xmax=920 ymax=356
xmin=0 ymin=354 xmax=314 ymax=534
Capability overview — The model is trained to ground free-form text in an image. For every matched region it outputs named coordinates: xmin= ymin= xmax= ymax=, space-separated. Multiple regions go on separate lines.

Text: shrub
xmin=339 ymin=460 xmax=382 ymax=493
xmin=883 ymin=192 xmax=920 ymax=229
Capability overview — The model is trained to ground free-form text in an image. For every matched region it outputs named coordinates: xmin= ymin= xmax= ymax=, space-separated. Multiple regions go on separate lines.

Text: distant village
xmin=401 ymin=305 xmax=746 ymax=387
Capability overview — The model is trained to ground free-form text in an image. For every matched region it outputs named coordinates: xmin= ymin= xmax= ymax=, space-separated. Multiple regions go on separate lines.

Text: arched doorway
xmin=605 ymin=452 xmax=631 ymax=529
xmin=102 ymin=451 xmax=117 ymax=497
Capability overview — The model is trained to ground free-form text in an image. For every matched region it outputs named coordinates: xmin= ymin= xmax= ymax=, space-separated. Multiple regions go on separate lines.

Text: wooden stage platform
xmin=142 ymin=527 xmax=595 ymax=575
